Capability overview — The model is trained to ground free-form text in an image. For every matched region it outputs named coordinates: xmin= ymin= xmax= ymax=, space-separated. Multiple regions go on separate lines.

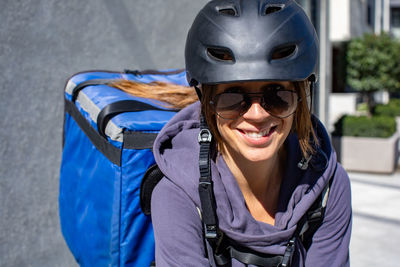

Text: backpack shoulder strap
xmin=140 ymin=164 xmax=165 ymax=215
xmin=298 ymin=163 xmax=337 ymax=250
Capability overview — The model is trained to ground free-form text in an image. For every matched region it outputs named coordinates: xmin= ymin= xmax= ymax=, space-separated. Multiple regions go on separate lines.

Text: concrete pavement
xmin=349 ymin=170 xmax=400 ymax=267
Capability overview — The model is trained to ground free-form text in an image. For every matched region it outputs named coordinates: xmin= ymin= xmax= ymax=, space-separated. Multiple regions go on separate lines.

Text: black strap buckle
xmin=280 ymin=238 xmax=295 ymax=267
xmin=198 ymin=180 xmax=218 ymax=240
xmin=205 ymin=225 xmax=218 ymax=240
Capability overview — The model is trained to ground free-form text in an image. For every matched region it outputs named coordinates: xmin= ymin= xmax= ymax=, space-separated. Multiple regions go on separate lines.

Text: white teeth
xmin=245 ymin=129 xmax=269 ymax=138
xmin=243 ymin=126 xmax=277 ymax=139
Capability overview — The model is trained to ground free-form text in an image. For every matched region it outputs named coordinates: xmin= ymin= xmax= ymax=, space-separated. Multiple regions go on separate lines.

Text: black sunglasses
xmin=210 ymin=84 xmax=300 ymax=119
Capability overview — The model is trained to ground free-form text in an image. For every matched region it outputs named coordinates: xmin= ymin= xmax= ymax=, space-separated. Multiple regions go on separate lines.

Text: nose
xmin=241 ymin=99 xmax=271 ymax=121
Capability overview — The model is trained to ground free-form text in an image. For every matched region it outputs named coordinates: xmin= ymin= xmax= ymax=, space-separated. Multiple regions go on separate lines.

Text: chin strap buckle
xmin=198 ymin=128 xmax=212 ymax=143
xmin=297 ymin=155 xmax=312 ymax=170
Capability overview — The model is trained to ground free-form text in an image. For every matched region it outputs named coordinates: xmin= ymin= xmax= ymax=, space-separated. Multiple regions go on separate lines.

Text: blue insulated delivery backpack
xmin=59 ymin=69 xmax=188 ymax=266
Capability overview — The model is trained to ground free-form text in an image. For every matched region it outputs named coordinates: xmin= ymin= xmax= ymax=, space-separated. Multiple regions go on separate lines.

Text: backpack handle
xmin=71 ymin=78 xmax=179 ymax=139
xmin=97 ymin=100 xmax=177 ymax=139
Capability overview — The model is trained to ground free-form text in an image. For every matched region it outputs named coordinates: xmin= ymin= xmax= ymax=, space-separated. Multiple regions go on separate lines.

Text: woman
xmin=124 ymin=0 xmax=352 ymax=266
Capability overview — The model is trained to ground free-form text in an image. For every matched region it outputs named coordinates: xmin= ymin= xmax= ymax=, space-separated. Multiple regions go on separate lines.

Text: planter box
xmin=332 ymin=132 xmax=399 ymax=174
xmin=396 ymin=117 xmax=400 ymax=136
xmin=397 ymin=117 xmax=400 ymax=167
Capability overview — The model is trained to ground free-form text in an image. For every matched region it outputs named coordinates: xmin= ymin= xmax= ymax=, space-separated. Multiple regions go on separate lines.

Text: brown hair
xmin=201 ymin=81 xmax=318 ymax=158
xmin=109 ymin=80 xmax=198 ymax=109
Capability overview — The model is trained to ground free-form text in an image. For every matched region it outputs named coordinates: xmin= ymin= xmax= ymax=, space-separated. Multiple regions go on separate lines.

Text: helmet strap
xmin=189 ymin=79 xmax=203 ymax=101
xmin=194 ymin=85 xmax=203 ymax=101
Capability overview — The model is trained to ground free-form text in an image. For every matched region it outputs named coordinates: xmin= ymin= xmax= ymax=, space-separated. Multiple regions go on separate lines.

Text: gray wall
xmin=0 ymin=1 xmax=207 ymax=266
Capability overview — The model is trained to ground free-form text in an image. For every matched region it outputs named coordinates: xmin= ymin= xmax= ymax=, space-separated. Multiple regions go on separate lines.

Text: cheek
xmin=282 ymin=116 xmax=294 ymax=135
xmin=216 ymin=116 xmax=226 ymax=139
xmin=216 ymin=116 xmax=233 ymax=142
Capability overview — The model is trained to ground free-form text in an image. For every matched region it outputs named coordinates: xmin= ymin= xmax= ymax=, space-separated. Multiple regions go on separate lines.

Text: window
xmin=391 ymin=8 xmax=400 ymax=27
xmin=367 ymin=1 xmax=372 ymax=26
xmin=391 ymin=7 xmax=400 ymax=38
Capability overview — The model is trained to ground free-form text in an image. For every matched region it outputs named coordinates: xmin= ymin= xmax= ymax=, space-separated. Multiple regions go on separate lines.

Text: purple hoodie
xmin=151 ymin=102 xmax=352 ymax=267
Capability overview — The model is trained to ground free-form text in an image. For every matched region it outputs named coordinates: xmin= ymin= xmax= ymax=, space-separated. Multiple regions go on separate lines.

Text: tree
xmin=346 ymin=32 xmax=400 ymax=115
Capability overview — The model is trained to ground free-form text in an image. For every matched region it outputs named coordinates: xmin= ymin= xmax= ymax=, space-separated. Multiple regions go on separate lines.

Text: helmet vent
xmin=207 ymin=47 xmax=235 ymax=63
xmin=217 ymin=6 xmax=237 ymax=16
xmin=264 ymin=5 xmax=284 ymax=15
xmin=271 ymin=44 xmax=297 ymax=60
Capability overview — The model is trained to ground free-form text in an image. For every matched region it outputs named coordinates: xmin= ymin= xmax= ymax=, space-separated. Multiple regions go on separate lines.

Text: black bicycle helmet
xmin=185 ymin=0 xmax=319 ymax=86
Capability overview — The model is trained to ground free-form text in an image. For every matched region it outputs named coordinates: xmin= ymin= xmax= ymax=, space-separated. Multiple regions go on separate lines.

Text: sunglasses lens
xmin=214 ymin=93 xmax=247 ymax=119
xmin=263 ymin=90 xmax=298 ymax=118
xmin=212 ymin=88 xmax=298 ymax=119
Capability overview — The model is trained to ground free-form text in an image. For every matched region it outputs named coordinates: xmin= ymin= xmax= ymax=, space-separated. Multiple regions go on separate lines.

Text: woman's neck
xmin=221 ymin=147 xmax=285 ymax=194
xmin=220 ymin=145 xmax=286 ymax=224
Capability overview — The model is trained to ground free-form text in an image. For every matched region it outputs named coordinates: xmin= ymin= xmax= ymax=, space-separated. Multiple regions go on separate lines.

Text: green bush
xmin=374 ymin=99 xmax=400 ymax=117
xmin=333 ymin=115 xmax=396 ymax=138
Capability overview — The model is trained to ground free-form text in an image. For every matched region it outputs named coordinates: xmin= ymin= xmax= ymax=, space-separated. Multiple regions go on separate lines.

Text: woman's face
xmin=215 ymin=81 xmax=295 ymax=163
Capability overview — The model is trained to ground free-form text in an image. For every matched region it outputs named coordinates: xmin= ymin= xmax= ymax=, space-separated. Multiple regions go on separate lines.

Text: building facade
xmin=296 ymin=0 xmax=399 ymax=128
xmin=297 ymin=0 xmax=331 ymax=125
xmin=330 ymin=0 xmax=400 ymax=42
xmin=330 ymin=0 xmax=400 ymax=95
xmin=328 ymin=0 xmax=400 ymax=130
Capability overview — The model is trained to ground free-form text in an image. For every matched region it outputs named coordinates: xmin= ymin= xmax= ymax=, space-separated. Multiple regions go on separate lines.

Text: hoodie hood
xmin=153 ymin=101 xmax=337 ymax=255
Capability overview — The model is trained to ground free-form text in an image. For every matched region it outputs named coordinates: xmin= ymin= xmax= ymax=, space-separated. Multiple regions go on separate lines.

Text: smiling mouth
xmin=240 ymin=126 xmax=277 ymax=139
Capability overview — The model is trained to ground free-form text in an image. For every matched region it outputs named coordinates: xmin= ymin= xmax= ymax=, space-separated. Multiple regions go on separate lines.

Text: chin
xmin=240 ymin=147 xmax=279 ymax=163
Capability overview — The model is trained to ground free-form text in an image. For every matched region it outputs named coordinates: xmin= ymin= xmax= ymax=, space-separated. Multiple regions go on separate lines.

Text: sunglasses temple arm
xmin=307 ymin=75 xmax=317 ymax=113
xmin=310 ymin=81 xmax=315 ymax=113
